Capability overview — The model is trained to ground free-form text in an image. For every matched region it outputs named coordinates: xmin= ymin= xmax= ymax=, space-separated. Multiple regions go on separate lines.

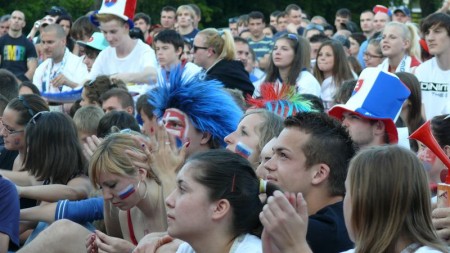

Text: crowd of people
xmin=0 ymin=0 xmax=450 ymax=252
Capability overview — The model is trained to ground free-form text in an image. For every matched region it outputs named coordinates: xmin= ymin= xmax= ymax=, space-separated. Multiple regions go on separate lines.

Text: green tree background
xmin=0 ymin=0 xmax=444 ymax=32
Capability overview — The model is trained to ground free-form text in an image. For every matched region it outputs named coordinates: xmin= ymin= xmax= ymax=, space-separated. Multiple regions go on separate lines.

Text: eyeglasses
xmin=286 ymin=33 xmax=299 ymax=41
xmin=28 ymin=111 xmax=49 ymax=125
xmin=192 ymin=45 xmax=209 ymax=53
xmin=363 ymin=52 xmax=383 ymax=59
xmin=0 ymin=118 xmax=24 ymax=135
xmin=19 ymin=96 xmax=35 ymax=117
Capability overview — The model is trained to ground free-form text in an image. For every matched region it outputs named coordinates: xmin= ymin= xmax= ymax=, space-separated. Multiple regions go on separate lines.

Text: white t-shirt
xmin=415 ymin=57 xmax=450 ymax=120
xmin=33 ymin=48 xmax=87 ymax=93
xmin=342 ymin=246 xmax=444 ymax=253
xmin=253 ymin=70 xmax=321 ymax=98
xmin=320 ymin=76 xmax=336 ymax=111
xmin=176 ymin=234 xmax=262 ymax=253
xmin=88 ymin=39 xmax=157 ymax=82
xmin=296 ymin=70 xmax=321 ymax=97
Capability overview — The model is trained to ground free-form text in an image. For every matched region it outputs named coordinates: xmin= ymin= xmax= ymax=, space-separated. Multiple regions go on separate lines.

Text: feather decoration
xmin=147 ymin=64 xmax=243 ymax=147
xmin=247 ymin=82 xmax=313 ymax=118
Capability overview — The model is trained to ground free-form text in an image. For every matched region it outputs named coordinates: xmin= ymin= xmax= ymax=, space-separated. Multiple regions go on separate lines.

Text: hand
xmin=286 ymin=23 xmax=300 ymax=34
xmin=83 ymin=135 xmax=103 ymax=160
xmin=93 ymin=230 xmax=135 ymax=253
xmin=260 ymin=191 xmax=312 ymax=253
xmin=86 ymin=233 xmax=98 ymax=253
xmin=110 ymin=73 xmax=130 ymax=84
xmin=432 ymin=207 xmax=450 ymax=243
xmin=133 ymin=233 xmax=175 ymax=253
xmin=51 ymin=74 xmax=69 ymax=89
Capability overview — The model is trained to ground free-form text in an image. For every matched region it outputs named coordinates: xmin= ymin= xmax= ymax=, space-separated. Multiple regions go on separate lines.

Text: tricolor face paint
xmin=235 ymin=141 xmax=253 ymax=159
xmin=163 ymin=108 xmax=191 ymax=147
xmin=118 ymin=184 xmax=136 ymax=200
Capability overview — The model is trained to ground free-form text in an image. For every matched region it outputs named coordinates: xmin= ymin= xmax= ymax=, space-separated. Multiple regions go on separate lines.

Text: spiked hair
xmin=147 ymin=67 xmax=243 ymax=148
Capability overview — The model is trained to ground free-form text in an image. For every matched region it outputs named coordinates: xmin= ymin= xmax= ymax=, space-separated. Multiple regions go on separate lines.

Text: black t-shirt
xmin=307 ymin=201 xmax=354 ymax=253
xmin=0 ymin=34 xmax=37 ymax=81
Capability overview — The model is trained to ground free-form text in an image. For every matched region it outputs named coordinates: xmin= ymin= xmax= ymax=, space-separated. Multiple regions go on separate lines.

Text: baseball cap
xmin=77 ymin=32 xmax=109 ymax=51
xmin=393 ymin=6 xmax=411 ymax=17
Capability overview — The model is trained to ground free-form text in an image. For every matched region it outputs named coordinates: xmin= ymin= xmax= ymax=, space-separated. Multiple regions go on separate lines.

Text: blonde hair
xmin=348 ymin=145 xmax=446 ymax=253
xmin=73 ymin=105 xmax=105 ymax=134
xmin=384 ymin=22 xmax=421 ymax=60
xmin=176 ymin=5 xmax=195 ymax=21
xmin=198 ymin=28 xmax=236 ymax=60
xmin=95 ymin=13 xmax=126 ymax=25
xmin=89 ymin=133 xmax=160 ymax=188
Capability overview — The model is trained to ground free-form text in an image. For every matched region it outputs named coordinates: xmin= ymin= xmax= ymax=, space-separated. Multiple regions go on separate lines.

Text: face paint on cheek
xmin=235 ymin=141 xmax=253 ymax=159
xmin=418 ymin=148 xmax=437 ymax=164
xmin=163 ymin=108 xmax=191 ymax=145
xmin=14 ymin=138 xmax=20 ymax=145
xmin=118 ymin=184 xmax=136 ymax=200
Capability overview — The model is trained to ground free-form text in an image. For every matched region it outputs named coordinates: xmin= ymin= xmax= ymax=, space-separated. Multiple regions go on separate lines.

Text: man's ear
xmin=137 ymin=167 xmax=148 ymax=180
xmin=311 ymin=163 xmax=330 ymax=185
xmin=126 ymin=106 xmax=134 ymax=115
xmin=200 ymin=132 xmax=212 ymax=145
xmin=444 ymin=145 xmax=450 ymax=158
xmin=373 ymin=120 xmax=386 ymax=135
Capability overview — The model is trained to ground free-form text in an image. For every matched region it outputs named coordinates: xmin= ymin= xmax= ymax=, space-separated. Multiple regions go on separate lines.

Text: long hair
xmin=348 ymin=145 xmax=447 ymax=253
xmin=198 ymin=28 xmax=235 ymax=60
xmin=265 ymin=34 xmax=311 ymax=86
xmin=313 ymin=40 xmax=353 ymax=88
xmin=24 ymin=112 xmax=87 ymax=184
xmin=148 ymin=66 xmax=242 ymax=148
xmin=395 ymin=72 xmax=424 ymax=152
xmin=6 ymin=95 xmax=49 ymax=126
xmin=383 ymin=22 xmax=421 ymax=60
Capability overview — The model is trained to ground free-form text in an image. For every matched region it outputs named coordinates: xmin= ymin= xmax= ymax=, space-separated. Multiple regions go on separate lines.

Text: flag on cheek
xmin=118 ymin=184 xmax=135 ymax=199
xmin=235 ymin=142 xmax=253 ymax=159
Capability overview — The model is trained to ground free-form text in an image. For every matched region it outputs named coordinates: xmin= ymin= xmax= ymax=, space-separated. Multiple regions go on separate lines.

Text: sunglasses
xmin=192 ymin=45 xmax=209 ymax=53
xmin=19 ymin=95 xmax=35 ymax=117
xmin=28 ymin=111 xmax=50 ymax=125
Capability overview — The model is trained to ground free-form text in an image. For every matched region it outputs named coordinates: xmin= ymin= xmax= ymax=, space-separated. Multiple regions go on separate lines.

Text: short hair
xmin=284 ymin=112 xmax=356 ymax=196
xmin=270 ymin=10 xmax=281 ymax=18
xmin=309 ymin=33 xmax=330 ymax=43
xmin=0 ymin=69 xmax=18 ymax=100
xmin=6 ymin=94 xmax=49 ymax=126
xmin=299 ymin=94 xmax=324 ymax=113
xmin=0 ymin=94 xmax=9 ymax=116
xmin=19 ymin=81 xmax=41 ymax=96
xmin=71 ymin=16 xmax=99 ymax=40
xmin=161 ymin=6 xmax=176 ymax=14
xmin=42 ymin=24 xmax=66 ymax=39
xmin=73 ymin=105 xmax=105 ymax=135
xmin=96 ymin=111 xmax=140 ymax=138
xmin=336 ymin=8 xmax=351 ymax=18
xmin=285 ymin=4 xmax=302 ymax=15
xmin=248 ymin=11 xmax=265 ymax=23
xmin=176 ymin=5 xmax=195 ymax=20
xmin=276 ymin=11 xmax=288 ymax=22
xmin=136 ymin=94 xmax=155 ymax=119
xmin=100 ymin=88 xmax=135 ymax=114
xmin=24 ymin=112 xmax=87 ymax=184
xmin=188 ymin=4 xmax=201 ymax=19
xmin=237 ymin=14 xmax=249 ymax=27
xmin=0 ymin=14 xmax=11 ymax=23
xmin=154 ymin=29 xmax=184 ymax=51
xmin=84 ymin=76 xmax=127 ymax=105
xmin=420 ymin=12 xmax=450 ymax=38
xmin=56 ymin=15 xmax=73 ymax=28
xmin=350 ymin=32 xmax=366 ymax=46
xmin=348 ymin=146 xmax=447 ymax=252
xmin=133 ymin=12 xmax=151 ymax=25
xmin=368 ymin=33 xmax=382 ymax=55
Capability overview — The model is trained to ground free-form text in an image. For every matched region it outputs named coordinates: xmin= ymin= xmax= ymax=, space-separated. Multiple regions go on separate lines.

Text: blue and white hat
xmin=90 ymin=0 xmax=137 ymax=29
xmin=76 ymin=32 xmax=109 ymax=51
xmin=328 ymin=68 xmax=411 ymax=144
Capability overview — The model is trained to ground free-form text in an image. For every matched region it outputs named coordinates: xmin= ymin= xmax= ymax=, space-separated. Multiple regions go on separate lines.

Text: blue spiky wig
xmin=147 ymin=66 xmax=243 ymax=148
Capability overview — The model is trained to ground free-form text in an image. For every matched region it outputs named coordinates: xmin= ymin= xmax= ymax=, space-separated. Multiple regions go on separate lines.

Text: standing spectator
xmin=392 ymin=6 xmax=411 ymax=23
xmin=334 ymin=8 xmax=351 ymax=32
xmin=188 ymin=4 xmax=201 ymax=29
xmin=70 ymin=16 xmax=100 ymax=56
xmin=247 ymin=11 xmax=273 ymax=70
xmin=228 ymin=17 xmax=239 ymax=37
xmin=0 ymin=10 xmax=38 ymax=82
xmin=416 ymin=13 xmax=450 ymax=119
xmin=160 ymin=6 xmax=176 ymax=30
xmin=133 ymin=12 xmax=153 ymax=45
xmin=360 ymin=10 xmax=375 ymax=38
xmin=373 ymin=6 xmax=391 ymax=33
xmin=285 ymin=4 xmax=304 ymax=35
xmin=269 ymin=10 xmax=281 ymax=27
xmin=348 ymin=33 xmax=366 ymax=57
xmin=0 ymin=14 xmax=10 ymax=37
xmin=176 ymin=5 xmax=198 ymax=45
xmin=363 ymin=35 xmax=384 ymax=67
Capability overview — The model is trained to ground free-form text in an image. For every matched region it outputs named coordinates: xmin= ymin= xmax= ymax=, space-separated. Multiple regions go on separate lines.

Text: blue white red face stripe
xmin=118 ymin=184 xmax=135 ymax=199
xmin=235 ymin=141 xmax=253 ymax=159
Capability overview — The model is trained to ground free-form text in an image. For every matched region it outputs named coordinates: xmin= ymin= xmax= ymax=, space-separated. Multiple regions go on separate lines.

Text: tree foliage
xmin=0 ymin=0 xmax=444 ymax=33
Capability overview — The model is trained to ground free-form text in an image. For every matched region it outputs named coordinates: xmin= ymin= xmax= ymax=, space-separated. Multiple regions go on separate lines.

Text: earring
xmin=138 ymin=180 xmax=148 ymax=200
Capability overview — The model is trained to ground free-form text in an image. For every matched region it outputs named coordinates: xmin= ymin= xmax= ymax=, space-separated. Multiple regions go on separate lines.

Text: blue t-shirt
xmin=0 ymin=175 xmax=20 ymax=248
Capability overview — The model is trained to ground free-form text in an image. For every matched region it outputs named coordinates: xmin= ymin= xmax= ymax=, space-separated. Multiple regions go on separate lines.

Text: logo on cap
xmin=104 ymin=0 xmax=118 ymax=7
